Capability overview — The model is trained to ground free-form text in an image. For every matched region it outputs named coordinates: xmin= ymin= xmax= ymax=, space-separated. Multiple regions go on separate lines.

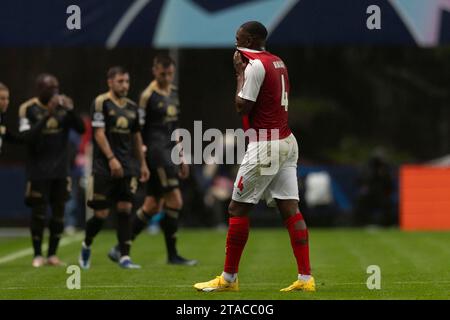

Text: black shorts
xmin=25 ymin=178 xmax=71 ymax=207
xmin=146 ymin=165 xmax=180 ymax=198
xmin=87 ymin=175 xmax=138 ymax=210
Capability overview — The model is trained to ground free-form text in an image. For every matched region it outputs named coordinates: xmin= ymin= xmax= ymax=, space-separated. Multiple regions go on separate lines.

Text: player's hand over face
xmin=179 ymin=162 xmax=190 ymax=180
xmin=59 ymin=95 xmax=74 ymax=111
xmin=233 ymin=51 xmax=247 ymax=75
xmin=47 ymin=95 xmax=60 ymax=115
xmin=140 ymin=164 xmax=150 ymax=183
xmin=109 ymin=158 xmax=124 ymax=178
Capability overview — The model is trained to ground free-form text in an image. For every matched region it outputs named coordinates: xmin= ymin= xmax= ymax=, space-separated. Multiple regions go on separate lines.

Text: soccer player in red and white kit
xmin=194 ymin=21 xmax=315 ymax=292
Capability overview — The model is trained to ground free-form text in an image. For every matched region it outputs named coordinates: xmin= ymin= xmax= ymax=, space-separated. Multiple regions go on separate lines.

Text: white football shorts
xmin=232 ymin=133 xmax=300 ymax=207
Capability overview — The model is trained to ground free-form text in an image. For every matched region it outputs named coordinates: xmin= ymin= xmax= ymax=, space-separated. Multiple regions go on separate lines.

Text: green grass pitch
xmin=0 ymin=228 xmax=449 ymax=300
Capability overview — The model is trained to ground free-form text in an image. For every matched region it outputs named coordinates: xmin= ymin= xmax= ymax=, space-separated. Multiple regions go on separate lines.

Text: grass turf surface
xmin=0 ymin=228 xmax=449 ymax=300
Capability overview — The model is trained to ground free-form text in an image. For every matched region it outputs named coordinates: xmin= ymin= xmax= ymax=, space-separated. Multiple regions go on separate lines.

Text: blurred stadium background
xmin=0 ymin=0 xmax=449 ymax=232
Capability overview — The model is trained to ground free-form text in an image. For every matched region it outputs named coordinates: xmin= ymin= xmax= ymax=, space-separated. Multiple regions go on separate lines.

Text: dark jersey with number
xmin=91 ymin=92 xmax=141 ymax=177
xmin=18 ymin=98 xmax=85 ymax=179
xmin=139 ymin=81 xmax=180 ymax=167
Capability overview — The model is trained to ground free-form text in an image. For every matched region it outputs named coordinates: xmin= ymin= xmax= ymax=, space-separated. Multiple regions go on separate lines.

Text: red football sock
xmin=285 ymin=213 xmax=311 ymax=275
xmin=224 ymin=216 xmax=250 ymax=274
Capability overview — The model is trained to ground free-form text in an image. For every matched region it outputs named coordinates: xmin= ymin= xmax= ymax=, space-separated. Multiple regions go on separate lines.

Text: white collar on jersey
xmin=237 ymin=47 xmax=265 ymax=53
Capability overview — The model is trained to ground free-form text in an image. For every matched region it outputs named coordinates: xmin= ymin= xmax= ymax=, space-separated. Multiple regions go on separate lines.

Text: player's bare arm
xmin=94 ymin=127 xmax=124 ymax=178
xmin=133 ymin=132 xmax=150 ymax=182
xmin=58 ymin=94 xmax=74 ymax=110
xmin=178 ymin=161 xmax=190 ymax=180
xmin=234 ymin=51 xmax=254 ymax=115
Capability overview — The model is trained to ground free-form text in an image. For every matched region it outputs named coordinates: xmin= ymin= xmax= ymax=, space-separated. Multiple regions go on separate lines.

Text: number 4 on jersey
xmin=237 ymin=176 xmax=244 ymax=192
xmin=281 ymin=74 xmax=289 ymax=111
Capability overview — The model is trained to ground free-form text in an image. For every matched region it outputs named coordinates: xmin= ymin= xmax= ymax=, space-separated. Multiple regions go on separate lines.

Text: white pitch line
xmin=0 ymin=234 xmax=83 ymax=265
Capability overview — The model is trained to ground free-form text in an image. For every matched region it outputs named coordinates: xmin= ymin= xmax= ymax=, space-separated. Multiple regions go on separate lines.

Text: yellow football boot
xmin=194 ymin=275 xmax=239 ymax=292
xmin=280 ymin=277 xmax=316 ymax=292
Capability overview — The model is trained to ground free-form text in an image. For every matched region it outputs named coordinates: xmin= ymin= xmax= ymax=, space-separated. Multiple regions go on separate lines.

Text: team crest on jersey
xmin=46 ymin=117 xmax=59 ymax=129
xmin=57 ymin=110 xmax=67 ymax=117
xmin=109 ymin=110 xmax=116 ymax=116
xmin=166 ymin=105 xmax=178 ymax=117
xmin=126 ymin=111 xmax=136 ymax=119
xmin=116 ymin=116 xmax=129 ymax=129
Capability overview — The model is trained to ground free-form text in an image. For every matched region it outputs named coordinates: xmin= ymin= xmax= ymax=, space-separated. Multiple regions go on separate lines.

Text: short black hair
xmin=0 ymin=82 xmax=8 ymax=91
xmin=107 ymin=66 xmax=128 ymax=79
xmin=240 ymin=21 xmax=268 ymax=41
xmin=153 ymin=54 xmax=175 ymax=68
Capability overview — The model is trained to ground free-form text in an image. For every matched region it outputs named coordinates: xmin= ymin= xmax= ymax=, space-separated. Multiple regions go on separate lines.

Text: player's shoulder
xmin=93 ymin=92 xmax=111 ymax=111
xmin=18 ymin=97 xmax=39 ymax=117
xmin=248 ymin=58 xmax=265 ymax=68
xmin=125 ymin=98 xmax=138 ymax=108
xmin=246 ymin=58 xmax=266 ymax=78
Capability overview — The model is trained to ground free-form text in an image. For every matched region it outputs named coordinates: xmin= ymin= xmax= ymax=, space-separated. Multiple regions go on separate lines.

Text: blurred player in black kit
xmin=79 ymin=66 xmax=150 ymax=269
xmin=0 ymin=83 xmax=10 ymax=154
xmin=0 ymin=83 xmax=21 ymax=152
xmin=109 ymin=55 xmax=197 ymax=266
xmin=18 ymin=74 xmax=85 ymax=267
